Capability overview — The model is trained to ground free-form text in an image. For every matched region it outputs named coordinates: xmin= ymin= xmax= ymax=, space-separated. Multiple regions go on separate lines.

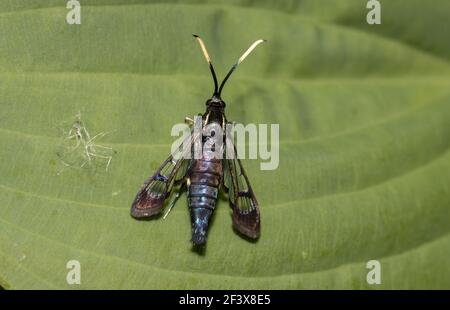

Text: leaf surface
xmin=0 ymin=0 xmax=449 ymax=289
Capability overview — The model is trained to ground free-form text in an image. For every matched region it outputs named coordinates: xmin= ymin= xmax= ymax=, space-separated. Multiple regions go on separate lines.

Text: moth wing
xmin=223 ymin=140 xmax=260 ymax=239
xmin=130 ymin=130 xmax=197 ymax=218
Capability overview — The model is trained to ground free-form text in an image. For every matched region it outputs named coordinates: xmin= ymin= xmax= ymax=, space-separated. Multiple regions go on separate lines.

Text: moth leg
xmin=174 ymin=178 xmax=185 ymax=186
xmin=184 ymin=117 xmax=194 ymax=125
xmin=221 ymin=182 xmax=229 ymax=193
xmin=220 ymin=167 xmax=229 ymax=193
xmin=163 ymin=180 xmax=187 ymax=219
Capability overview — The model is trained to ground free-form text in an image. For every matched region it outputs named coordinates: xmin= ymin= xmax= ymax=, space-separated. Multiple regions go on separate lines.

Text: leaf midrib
xmin=1 ymin=143 xmax=448 ymax=214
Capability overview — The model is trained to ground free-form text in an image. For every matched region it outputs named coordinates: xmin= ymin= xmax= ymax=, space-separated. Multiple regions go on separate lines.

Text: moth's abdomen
xmin=188 ymin=158 xmax=222 ymax=245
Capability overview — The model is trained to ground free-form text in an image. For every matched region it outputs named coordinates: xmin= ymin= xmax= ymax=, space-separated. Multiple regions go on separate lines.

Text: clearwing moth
xmin=131 ymin=35 xmax=265 ymax=246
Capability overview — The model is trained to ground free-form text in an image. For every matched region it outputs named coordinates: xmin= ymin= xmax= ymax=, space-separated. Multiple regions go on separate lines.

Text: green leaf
xmin=0 ymin=0 xmax=449 ymax=289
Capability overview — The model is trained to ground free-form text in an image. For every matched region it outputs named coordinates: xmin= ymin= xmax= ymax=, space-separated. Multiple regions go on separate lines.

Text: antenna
xmin=193 ymin=34 xmax=219 ymax=95
xmin=218 ymin=39 xmax=266 ymax=96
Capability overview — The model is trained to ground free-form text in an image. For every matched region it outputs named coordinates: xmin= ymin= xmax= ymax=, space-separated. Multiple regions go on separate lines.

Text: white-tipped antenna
xmin=218 ymin=39 xmax=266 ymax=96
xmin=194 ymin=35 xmax=211 ymax=63
xmin=238 ymin=39 xmax=266 ymax=65
xmin=193 ymin=34 xmax=219 ymax=95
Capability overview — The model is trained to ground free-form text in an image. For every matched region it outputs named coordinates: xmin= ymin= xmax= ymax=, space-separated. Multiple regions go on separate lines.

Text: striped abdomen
xmin=188 ymin=158 xmax=222 ymax=245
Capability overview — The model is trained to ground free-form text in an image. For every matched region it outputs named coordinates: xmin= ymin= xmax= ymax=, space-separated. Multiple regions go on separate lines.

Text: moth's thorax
xmin=204 ymin=96 xmax=226 ymax=126
xmin=205 ymin=95 xmax=226 ymax=110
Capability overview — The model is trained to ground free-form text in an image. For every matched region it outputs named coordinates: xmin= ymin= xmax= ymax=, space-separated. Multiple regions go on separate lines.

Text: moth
xmin=131 ymin=35 xmax=265 ymax=246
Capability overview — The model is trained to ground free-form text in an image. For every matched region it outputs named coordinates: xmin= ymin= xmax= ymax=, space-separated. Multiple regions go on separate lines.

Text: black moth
xmin=131 ymin=35 xmax=265 ymax=246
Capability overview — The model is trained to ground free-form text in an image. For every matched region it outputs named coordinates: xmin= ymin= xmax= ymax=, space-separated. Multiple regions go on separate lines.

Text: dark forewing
xmin=223 ymin=142 xmax=260 ymax=239
xmin=130 ymin=131 xmax=196 ymax=218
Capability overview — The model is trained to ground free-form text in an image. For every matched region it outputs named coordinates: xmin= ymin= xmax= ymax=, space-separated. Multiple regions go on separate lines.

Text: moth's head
xmin=206 ymin=95 xmax=226 ymax=110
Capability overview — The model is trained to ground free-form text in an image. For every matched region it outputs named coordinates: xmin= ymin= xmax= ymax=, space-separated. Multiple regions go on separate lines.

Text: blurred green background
xmin=0 ymin=0 xmax=449 ymax=289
